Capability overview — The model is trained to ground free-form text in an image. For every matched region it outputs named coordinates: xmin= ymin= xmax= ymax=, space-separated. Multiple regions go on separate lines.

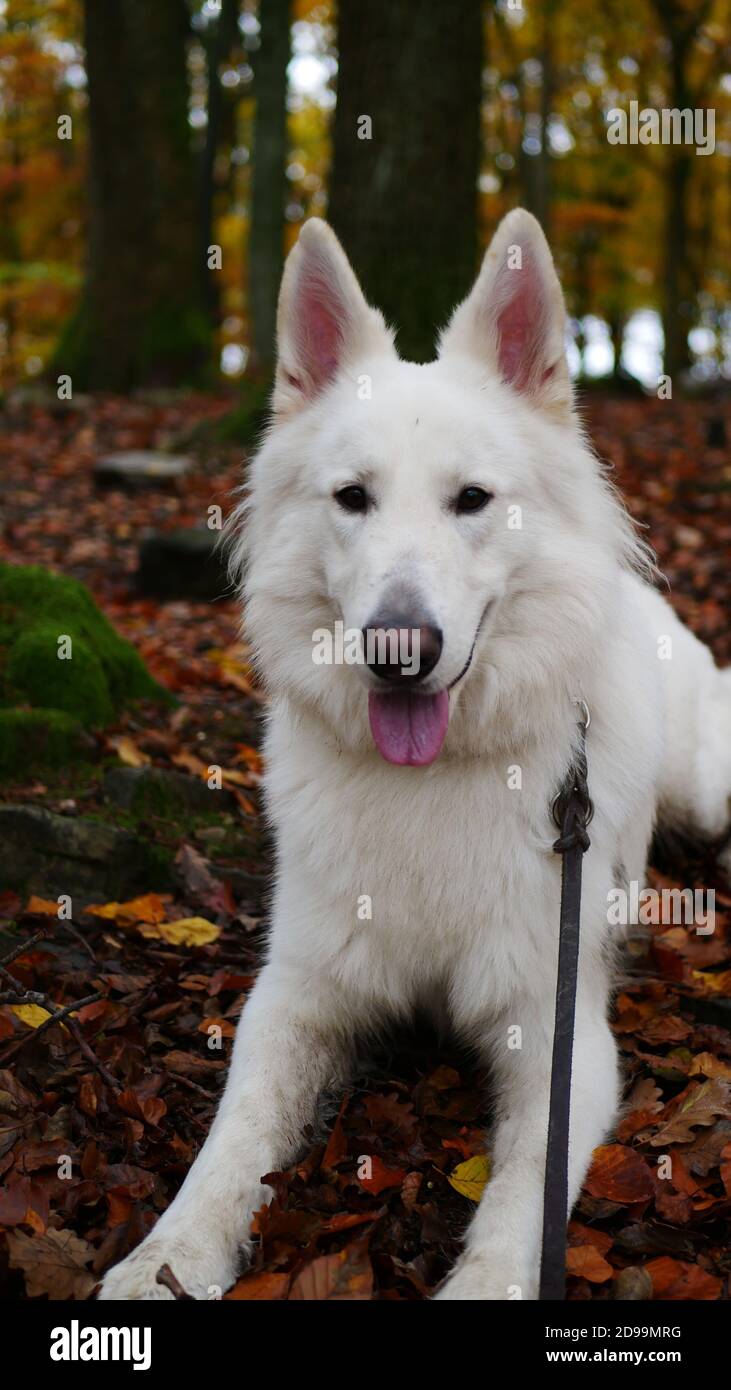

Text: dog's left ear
xmin=439 ymin=208 xmax=572 ymax=418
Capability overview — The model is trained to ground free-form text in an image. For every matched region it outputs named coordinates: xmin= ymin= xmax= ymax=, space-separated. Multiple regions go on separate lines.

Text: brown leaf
xmin=584 ymin=1145 xmax=654 ymax=1202
xmin=289 ymin=1238 xmax=373 ymax=1301
xmin=650 ymin=1079 xmax=731 ymax=1146
xmin=7 ymin=1228 xmax=95 ymax=1299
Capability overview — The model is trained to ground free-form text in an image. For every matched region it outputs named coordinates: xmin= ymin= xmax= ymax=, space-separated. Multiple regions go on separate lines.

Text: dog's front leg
xmin=99 ymin=961 xmax=351 ymax=1299
xmin=436 ymin=979 xmax=619 ymax=1301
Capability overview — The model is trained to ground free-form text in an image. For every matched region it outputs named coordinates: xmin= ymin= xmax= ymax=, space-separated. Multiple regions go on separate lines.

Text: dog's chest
xmin=268 ymin=742 xmax=565 ymax=1013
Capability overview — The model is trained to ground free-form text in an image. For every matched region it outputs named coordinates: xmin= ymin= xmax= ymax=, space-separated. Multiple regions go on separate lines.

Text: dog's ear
xmin=439 ymin=209 xmax=571 ymax=418
xmin=272 ymin=219 xmax=394 ymax=416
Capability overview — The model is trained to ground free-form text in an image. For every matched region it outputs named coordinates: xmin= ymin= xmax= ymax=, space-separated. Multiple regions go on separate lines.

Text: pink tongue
xmin=368 ymin=689 xmax=450 ymax=766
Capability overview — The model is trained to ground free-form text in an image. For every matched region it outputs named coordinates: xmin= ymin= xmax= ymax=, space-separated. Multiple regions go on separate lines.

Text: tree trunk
xmin=200 ymin=0 xmax=242 ymax=313
xmin=248 ymin=0 xmax=290 ymax=374
xmin=329 ymin=0 xmax=483 ymax=363
xmin=534 ymin=0 xmax=558 ymax=240
xmin=651 ymin=0 xmax=712 ymax=379
xmin=79 ymin=0 xmax=208 ymax=390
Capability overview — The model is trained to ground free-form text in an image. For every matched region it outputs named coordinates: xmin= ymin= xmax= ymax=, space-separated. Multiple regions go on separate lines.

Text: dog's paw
xmin=98 ymin=1235 xmax=239 ymax=1301
xmin=434 ymin=1253 xmax=534 ymax=1302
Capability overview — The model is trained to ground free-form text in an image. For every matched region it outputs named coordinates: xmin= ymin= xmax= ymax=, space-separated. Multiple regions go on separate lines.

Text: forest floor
xmin=0 ymin=389 xmax=730 ymax=1302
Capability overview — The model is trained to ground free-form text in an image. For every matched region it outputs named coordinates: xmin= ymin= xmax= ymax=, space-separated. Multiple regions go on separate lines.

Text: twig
xmin=28 ymin=990 xmax=106 ymax=1038
xmin=0 ymin=924 xmax=53 ymax=970
xmin=65 ymin=1016 xmax=120 ymax=1091
xmin=166 ymin=1071 xmax=217 ymax=1101
xmin=0 ymin=920 xmax=118 ymax=1088
xmin=65 ymin=919 xmax=98 ymax=963
xmin=156 ymin=1264 xmax=195 ymax=1300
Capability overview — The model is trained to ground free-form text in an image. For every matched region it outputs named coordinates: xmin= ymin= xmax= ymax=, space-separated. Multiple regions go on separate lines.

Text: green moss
xmin=0 ymin=564 xmax=172 ymax=751
xmin=0 ymin=708 xmax=87 ymax=777
xmin=7 ymin=625 xmax=114 ymax=725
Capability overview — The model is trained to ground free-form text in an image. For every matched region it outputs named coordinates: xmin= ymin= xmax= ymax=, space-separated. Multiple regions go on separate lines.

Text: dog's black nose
xmin=362 ymin=615 xmax=443 ymax=683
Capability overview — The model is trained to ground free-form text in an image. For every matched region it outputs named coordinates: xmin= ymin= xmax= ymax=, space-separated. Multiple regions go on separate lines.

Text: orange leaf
xmin=566 ymin=1244 xmax=613 ymax=1283
xmin=646 ymin=1257 xmax=722 ymax=1300
xmin=24 ymin=896 xmax=60 ymax=917
xmin=357 ymin=1155 xmax=408 ymax=1195
xmin=288 ymin=1240 xmax=372 ymax=1301
xmin=226 ymin=1271 xmax=290 ymax=1300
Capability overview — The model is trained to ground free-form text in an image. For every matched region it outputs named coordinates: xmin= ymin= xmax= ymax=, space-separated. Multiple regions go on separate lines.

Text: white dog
xmin=100 ymin=210 xmax=731 ymax=1300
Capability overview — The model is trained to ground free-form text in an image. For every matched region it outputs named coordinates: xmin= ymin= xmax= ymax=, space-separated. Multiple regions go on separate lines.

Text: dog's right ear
xmin=272 ymin=219 xmax=395 ymax=417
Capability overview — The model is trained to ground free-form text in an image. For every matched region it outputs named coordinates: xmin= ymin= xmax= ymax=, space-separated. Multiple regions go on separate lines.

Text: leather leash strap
xmin=539 ymin=705 xmax=593 ymax=1301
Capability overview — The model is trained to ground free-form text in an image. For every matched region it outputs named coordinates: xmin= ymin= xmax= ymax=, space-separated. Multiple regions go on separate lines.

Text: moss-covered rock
xmin=0 ymin=708 xmax=89 ymax=778
xmin=0 ymin=563 xmax=171 ymax=775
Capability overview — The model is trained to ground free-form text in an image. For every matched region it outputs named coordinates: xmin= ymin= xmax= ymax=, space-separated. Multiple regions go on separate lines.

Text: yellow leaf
xmin=10 ymin=1004 xmax=52 ymax=1028
xmin=139 ymin=917 xmax=221 ymax=947
xmin=108 ymin=735 xmax=150 ymax=768
xmin=447 ymin=1155 xmax=491 ymax=1202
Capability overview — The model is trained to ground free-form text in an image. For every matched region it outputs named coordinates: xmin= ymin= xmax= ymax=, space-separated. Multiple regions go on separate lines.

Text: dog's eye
xmin=335 ymin=485 xmax=368 ymax=513
xmin=455 ymin=486 xmax=493 ymax=514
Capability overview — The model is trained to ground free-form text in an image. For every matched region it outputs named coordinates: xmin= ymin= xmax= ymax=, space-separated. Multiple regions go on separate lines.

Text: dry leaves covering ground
xmin=0 ymin=390 xmax=730 ymax=1301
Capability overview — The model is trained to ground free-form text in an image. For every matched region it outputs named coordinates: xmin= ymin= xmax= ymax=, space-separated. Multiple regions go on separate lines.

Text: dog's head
xmin=239 ymin=210 xmax=642 ymax=765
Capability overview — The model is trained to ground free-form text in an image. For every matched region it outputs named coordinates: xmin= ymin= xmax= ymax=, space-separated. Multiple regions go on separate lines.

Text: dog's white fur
xmin=100 ymin=210 xmax=731 ymax=1300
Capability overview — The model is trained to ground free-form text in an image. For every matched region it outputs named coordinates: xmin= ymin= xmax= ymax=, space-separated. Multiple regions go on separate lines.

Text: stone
xmin=94 ymin=450 xmax=191 ymax=489
xmin=135 ymin=526 xmax=230 ymax=601
xmin=0 ymin=805 xmax=172 ymax=902
xmin=102 ymin=766 xmax=237 ymax=817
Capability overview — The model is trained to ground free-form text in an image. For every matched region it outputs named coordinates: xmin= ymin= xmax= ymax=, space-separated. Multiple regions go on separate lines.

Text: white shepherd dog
xmin=101 ymin=210 xmax=731 ymax=1300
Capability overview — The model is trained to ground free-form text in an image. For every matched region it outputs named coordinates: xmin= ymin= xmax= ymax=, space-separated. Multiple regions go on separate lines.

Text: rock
xmin=0 ymin=805 xmax=172 ymax=902
xmin=94 ymin=450 xmax=191 ymax=489
xmin=612 ymin=1266 xmax=653 ymax=1300
xmin=103 ymin=766 xmax=237 ymax=817
xmin=135 ymin=527 xmax=231 ymax=601
xmin=0 ymin=564 xmax=170 ymax=774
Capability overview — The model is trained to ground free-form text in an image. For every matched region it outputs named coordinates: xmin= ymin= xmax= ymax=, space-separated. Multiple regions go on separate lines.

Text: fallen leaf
xmin=7 ymin=1228 xmax=96 ymax=1299
xmin=688 ymin=1052 xmax=731 ymax=1081
xmin=288 ymin=1239 xmax=373 ymax=1300
xmin=138 ymin=917 xmax=220 ymax=947
xmin=225 ymin=1271 xmax=290 ymax=1300
xmin=10 ymin=1004 xmax=52 ymax=1028
xmin=566 ymin=1244 xmax=613 ymax=1283
xmin=23 ymin=896 xmax=60 ymax=917
xmin=651 ymin=1079 xmax=731 ymax=1146
xmin=585 ymin=1145 xmax=654 ymax=1202
xmin=645 ymin=1256 xmax=722 ymax=1300
xmin=107 ymin=734 xmax=150 ymax=767
xmin=447 ymin=1154 xmax=491 ymax=1202
xmin=357 ymin=1155 xmax=408 ymax=1196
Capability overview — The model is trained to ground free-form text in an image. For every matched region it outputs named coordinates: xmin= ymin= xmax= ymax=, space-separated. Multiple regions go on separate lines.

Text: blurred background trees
xmin=0 ymin=0 xmax=729 ymax=397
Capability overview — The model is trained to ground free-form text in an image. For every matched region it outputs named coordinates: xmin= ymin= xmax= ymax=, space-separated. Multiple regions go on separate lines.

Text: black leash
xmin=539 ymin=702 xmax=593 ymax=1301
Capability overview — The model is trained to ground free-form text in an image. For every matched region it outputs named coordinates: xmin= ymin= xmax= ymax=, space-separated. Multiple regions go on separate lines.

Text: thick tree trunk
xmin=248 ymin=0 xmax=290 ymax=373
xmin=79 ymin=0 xmax=208 ymax=390
xmin=328 ymin=0 xmax=483 ymax=363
